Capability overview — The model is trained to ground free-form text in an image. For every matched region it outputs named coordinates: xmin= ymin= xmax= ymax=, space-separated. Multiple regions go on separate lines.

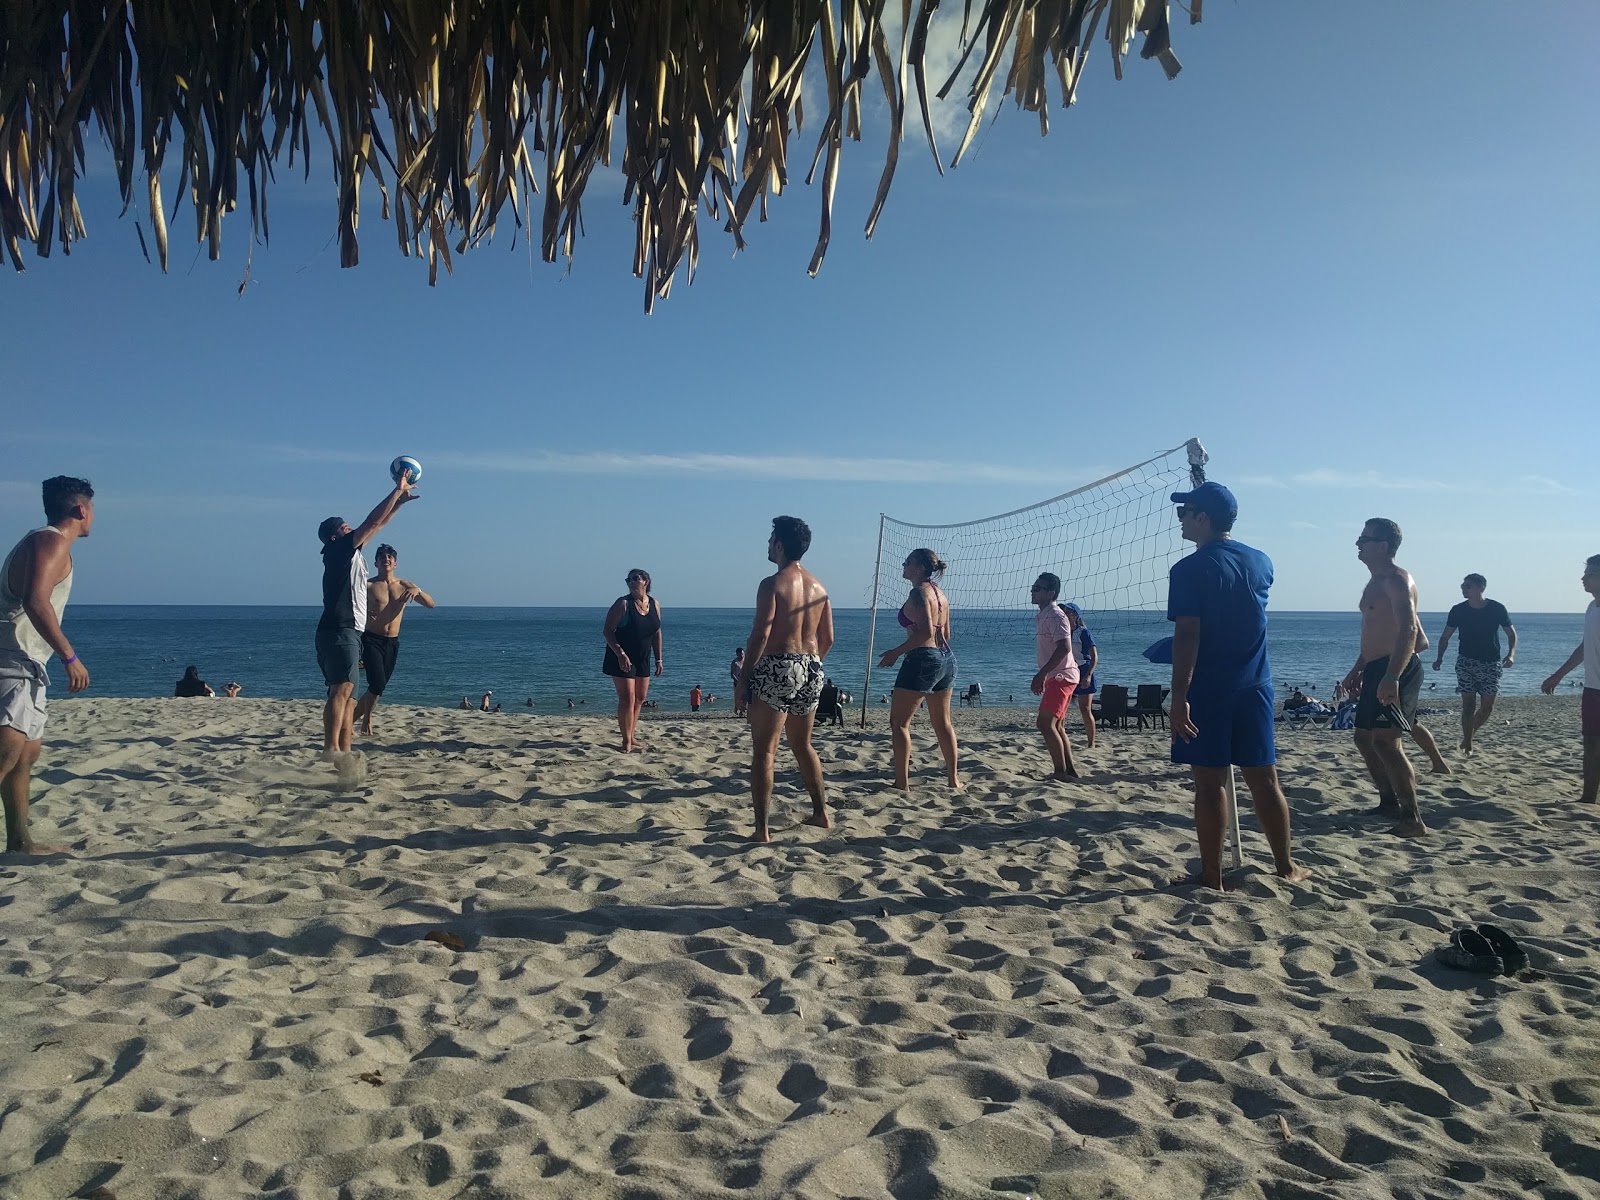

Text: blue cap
xmin=1170 ymin=481 xmax=1237 ymax=521
xmin=1060 ymin=601 xmax=1082 ymax=617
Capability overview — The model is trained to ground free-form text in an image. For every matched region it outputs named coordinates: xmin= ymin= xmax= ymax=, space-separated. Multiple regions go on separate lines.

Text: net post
xmin=1224 ymin=765 xmax=1244 ymax=871
xmin=861 ymin=514 xmax=886 ymax=729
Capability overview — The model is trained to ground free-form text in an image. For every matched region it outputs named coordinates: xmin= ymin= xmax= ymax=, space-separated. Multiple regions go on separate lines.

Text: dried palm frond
xmin=0 ymin=1 xmax=1194 ymax=310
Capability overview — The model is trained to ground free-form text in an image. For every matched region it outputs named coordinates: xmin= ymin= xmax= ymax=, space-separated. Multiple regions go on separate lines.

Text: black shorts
xmin=361 ymin=632 xmax=400 ymax=695
xmin=603 ymin=645 xmax=652 ymax=679
xmin=1354 ymin=655 xmax=1422 ymax=732
xmin=315 ymin=626 xmax=361 ymax=689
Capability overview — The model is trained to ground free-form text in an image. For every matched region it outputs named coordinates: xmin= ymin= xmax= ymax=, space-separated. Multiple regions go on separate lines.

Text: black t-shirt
xmin=319 ymin=533 xmax=362 ymax=631
xmin=1448 ymin=600 xmax=1511 ymax=662
xmin=174 ymin=677 xmax=209 ymax=697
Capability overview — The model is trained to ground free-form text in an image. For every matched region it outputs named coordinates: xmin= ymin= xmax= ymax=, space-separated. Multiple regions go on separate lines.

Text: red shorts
xmin=1040 ymin=677 xmax=1076 ymax=720
xmin=1584 ymin=688 xmax=1600 ymax=737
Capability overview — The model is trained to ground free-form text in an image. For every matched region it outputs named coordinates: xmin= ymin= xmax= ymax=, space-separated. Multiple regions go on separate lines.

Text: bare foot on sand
xmin=4 ymin=842 xmax=71 ymax=857
xmin=1391 ymin=818 xmax=1428 ymax=838
xmin=802 ymin=813 xmax=832 ymax=830
xmin=1429 ymin=761 xmax=1452 ymax=776
xmin=1168 ymin=871 xmax=1226 ymax=892
xmin=751 ymin=827 xmax=772 ymax=844
xmin=1277 ymin=864 xmax=1314 ymax=883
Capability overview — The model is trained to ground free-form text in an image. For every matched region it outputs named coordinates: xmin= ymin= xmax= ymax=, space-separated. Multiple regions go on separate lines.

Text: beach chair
xmin=1097 ymin=684 xmax=1132 ymax=730
xmin=961 ymin=683 xmax=983 ymax=707
xmin=1131 ymin=684 xmax=1167 ymax=730
xmin=817 ymin=682 xmax=845 ymax=726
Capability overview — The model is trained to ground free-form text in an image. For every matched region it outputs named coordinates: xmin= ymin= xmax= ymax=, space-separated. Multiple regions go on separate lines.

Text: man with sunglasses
xmin=1167 ymin=482 xmax=1309 ymax=890
xmin=1343 ymin=517 xmax=1428 ymax=837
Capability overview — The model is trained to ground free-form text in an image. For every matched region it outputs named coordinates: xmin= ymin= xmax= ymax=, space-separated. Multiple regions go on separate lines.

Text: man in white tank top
xmin=0 ymin=476 xmax=95 ymax=856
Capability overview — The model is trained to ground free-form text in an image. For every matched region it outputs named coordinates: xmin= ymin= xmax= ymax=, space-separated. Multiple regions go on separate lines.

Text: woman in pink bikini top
xmin=876 ymin=548 xmax=960 ymax=791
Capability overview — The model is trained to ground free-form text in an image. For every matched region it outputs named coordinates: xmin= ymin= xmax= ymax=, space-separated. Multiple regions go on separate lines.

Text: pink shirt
xmin=1035 ymin=605 xmax=1079 ymax=683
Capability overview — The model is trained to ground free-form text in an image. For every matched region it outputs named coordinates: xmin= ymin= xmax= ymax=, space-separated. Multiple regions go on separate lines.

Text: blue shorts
xmin=316 ymin=626 xmax=362 ymax=689
xmin=1171 ymin=684 xmax=1276 ymax=770
xmin=1076 ymin=672 xmax=1096 ymax=697
xmin=894 ymin=646 xmax=957 ymax=693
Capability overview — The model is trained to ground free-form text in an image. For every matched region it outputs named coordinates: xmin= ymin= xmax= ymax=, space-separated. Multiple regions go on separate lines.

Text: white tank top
xmin=0 ymin=528 xmax=72 ymax=665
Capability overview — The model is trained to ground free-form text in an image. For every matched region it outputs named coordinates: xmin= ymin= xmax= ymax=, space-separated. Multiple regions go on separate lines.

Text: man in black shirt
xmin=1431 ymin=572 xmax=1516 ymax=755
xmin=316 ymin=475 xmax=418 ymax=773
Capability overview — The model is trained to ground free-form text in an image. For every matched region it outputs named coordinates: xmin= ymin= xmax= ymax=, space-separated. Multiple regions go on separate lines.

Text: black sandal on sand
xmin=1476 ymin=925 xmax=1529 ymax=975
xmin=1435 ymin=927 xmax=1504 ymax=975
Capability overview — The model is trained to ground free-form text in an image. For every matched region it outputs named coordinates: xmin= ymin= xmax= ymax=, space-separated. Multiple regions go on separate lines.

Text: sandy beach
xmin=2 ymin=696 xmax=1598 ymax=1199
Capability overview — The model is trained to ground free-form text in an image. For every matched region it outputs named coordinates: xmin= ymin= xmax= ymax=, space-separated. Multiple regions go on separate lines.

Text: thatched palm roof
xmin=1 ymin=1 xmax=1195 ymax=309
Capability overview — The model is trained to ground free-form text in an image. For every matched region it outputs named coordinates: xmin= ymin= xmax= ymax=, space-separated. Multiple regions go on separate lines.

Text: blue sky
xmin=3 ymin=3 xmax=1596 ymax=613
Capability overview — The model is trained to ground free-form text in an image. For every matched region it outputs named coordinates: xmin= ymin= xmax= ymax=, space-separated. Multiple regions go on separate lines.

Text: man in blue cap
xmin=1167 ymin=481 xmax=1310 ymax=890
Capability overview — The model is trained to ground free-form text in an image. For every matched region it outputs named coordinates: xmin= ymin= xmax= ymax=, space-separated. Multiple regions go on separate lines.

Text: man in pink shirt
xmin=1031 ymin=572 xmax=1080 ymax=780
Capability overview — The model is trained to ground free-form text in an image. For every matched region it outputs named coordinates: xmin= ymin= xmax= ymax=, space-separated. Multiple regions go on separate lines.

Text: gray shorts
xmin=0 ymin=652 xmax=49 ymax=742
xmin=316 ymin=626 xmax=362 ymax=689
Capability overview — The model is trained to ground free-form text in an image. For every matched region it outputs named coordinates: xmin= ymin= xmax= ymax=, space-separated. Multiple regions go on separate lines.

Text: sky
xmin=3 ymin=2 xmax=1596 ymax=613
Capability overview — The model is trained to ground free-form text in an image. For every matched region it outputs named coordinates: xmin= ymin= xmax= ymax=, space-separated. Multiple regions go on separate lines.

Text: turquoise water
xmin=50 ymin=606 xmax=1586 ymax=713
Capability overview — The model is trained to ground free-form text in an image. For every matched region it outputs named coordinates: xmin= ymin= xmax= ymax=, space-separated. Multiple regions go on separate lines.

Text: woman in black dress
xmin=603 ymin=568 xmax=664 ymax=752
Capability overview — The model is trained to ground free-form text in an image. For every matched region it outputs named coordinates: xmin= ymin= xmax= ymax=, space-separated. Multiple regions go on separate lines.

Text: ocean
xmin=50 ymin=606 xmax=1587 ymax=714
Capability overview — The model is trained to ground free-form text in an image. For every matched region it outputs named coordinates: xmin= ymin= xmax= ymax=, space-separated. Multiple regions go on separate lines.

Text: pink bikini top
xmin=899 ymin=583 xmax=949 ymax=647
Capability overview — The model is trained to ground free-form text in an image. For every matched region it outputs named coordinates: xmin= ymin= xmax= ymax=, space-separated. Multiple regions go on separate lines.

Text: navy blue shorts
xmin=894 ymin=646 xmax=956 ymax=693
xmin=1076 ymin=672 xmax=1096 ymax=697
xmin=1171 ymin=684 xmax=1276 ymax=770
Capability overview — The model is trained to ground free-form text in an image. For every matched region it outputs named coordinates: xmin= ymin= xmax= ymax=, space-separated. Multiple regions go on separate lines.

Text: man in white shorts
xmin=1 ymin=477 xmax=95 ymax=856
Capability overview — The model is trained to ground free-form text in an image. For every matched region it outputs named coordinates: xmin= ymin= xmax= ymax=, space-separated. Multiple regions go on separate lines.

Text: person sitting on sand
xmin=1167 ymin=482 xmax=1310 ymax=890
xmin=354 ymin=543 xmax=434 ymax=736
xmin=224 ymin=682 xmax=242 ymax=698
xmin=0 ymin=476 xmax=95 ymax=857
xmin=1030 ymin=573 xmax=1080 ymax=781
xmin=174 ymin=665 xmax=214 ymax=698
xmin=461 ymin=696 xmax=473 ymax=710
xmin=738 ymin=516 xmax=833 ymax=842
xmin=1343 ymin=517 xmax=1429 ymax=837
xmin=1540 ymin=553 xmax=1600 ymax=804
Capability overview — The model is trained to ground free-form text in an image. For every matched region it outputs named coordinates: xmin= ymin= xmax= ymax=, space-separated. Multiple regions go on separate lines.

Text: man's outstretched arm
xmin=351 ymin=477 xmax=417 ymax=548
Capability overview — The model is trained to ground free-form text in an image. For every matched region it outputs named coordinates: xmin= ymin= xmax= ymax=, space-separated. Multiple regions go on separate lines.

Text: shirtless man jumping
xmin=738 ymin=515 xmax=834 ymax=843
xmin=0 ymin=477 xmax=94 ymax=857
xmin=1343 ymin=517 xmax=1428 ymax=837
xmin=353 ymin=544 xmax=434 ymax=735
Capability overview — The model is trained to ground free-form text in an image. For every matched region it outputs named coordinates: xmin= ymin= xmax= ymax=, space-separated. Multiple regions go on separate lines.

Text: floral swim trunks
xmin=748 ymin=653 xmax=825 ymax=714
xmin=1455 ymin=655 xmax=1502 ymax=697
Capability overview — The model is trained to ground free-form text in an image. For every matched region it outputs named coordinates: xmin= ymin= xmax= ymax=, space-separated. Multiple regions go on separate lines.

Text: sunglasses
xmin=1355 ymin=535 xmax=1382 ymax=544
xmin=1176 ymin=506 xmax=1196 ymax=518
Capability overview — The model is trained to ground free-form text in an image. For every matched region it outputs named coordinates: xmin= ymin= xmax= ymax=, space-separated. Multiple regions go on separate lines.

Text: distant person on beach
xmin=354 ymin=543 xmax=434 ymax=735
xmin=1167 ymin=482 xmax=1310 ymax=889
xmin=877 ymin=548 xmax=960 ymax=791
xmin=690 ymin=685 xmax=702 ymax=712
xmin=602 ymin=569 xmax=663 ymax=753
xmin=481 ymin=690 xmax=493 ymax=712
xmin=1540 ymin=554 xmax=1600 ymax=804
xmin=174 ymin=666 xmax=214 ymax=698
xmin=1432 ymin=573 xmax=1516 ymax=756
xmin=1344 ymin=517 xmax=1429 ymax=837
xmin=730 ymin=647 xmax=746 ymax=716
xmin=461 ymin=696 xmax=473 ymax=710
xmin=1062 ymin=602 xmax=1098 ymax=749
xmin=1030 ymin=573 xmax=1079 ymax=781
xmin=316 ymin=475 xmax=417 ymax=778
xmin=739 ymin=516 xmax=833 ymax=842
xmin=0 ymin=476 xmax=94 ymax=856
xmin=224 ymin=682 xmax=242 ymax=698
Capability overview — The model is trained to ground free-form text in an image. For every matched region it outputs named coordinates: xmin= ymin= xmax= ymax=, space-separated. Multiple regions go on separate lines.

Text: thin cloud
xmin=1290 ymin=469 xmax=1454 ymax=493
xmin=271 ymin=443 xmax=1071 ymax=485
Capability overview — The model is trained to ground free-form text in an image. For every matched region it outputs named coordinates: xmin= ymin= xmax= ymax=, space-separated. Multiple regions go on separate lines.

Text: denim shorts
xmin=316 ymin=626 xmax=362 ymax=689
xmin=894 ymin=646 xmax=956 ymax=693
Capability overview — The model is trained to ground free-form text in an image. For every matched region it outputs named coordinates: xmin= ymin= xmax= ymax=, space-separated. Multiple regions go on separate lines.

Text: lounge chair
xmin=1131 ymin=684 xmax=1168 ymax=730
xmin=1096 ymin=684 xmax=1132 ymax=730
